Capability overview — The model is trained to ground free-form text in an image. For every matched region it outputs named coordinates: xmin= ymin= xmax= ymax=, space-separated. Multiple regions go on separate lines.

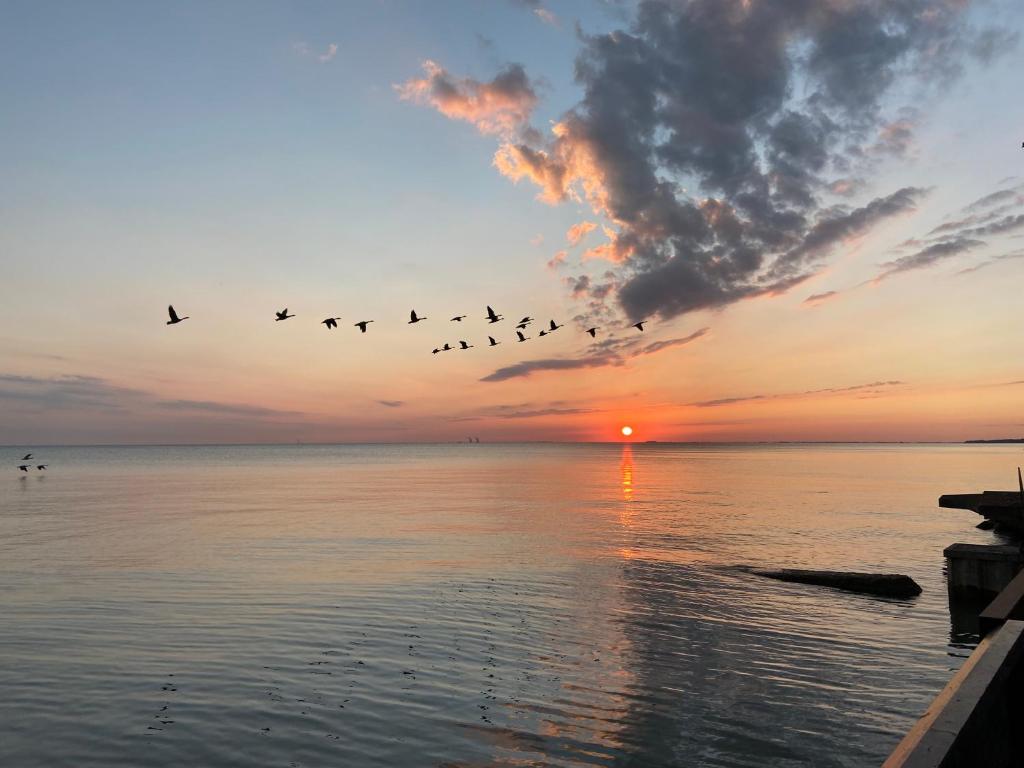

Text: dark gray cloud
xmin=491 ymin=0 xmax=1005 ymax=321
xmin=634 ymin=327 xmax=709 ymax=356
xmin=376 ymin=400 xmax=405 ymax=408
xmin=480 ymin=354 xmax=620 ymax=382
xmin=803 ymin=290 xmax=838 ymax=305
xmin=876 ymin=237 xmax=985 ymax=280
xmin=963 ymin=188 xmax=1020 ymax=213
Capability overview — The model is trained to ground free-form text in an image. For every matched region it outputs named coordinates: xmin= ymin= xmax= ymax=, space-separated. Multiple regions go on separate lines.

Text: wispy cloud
xmin=691 ymin=380 xmax=904 ymax=408
xmin=566 ymin=221 xmax=597 ymax=246
xmin=376 ymin=400 xmax=405 ymax=408
xmin=803 ymin=290 xmax=839 ymax=306
xmin=293 ymin=41 xmax=338 ymax=64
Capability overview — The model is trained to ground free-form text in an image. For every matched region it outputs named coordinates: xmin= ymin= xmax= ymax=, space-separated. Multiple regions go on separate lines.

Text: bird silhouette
xmin=354 ymin=320 xmax=374 ymax=333
xmin=166 ymin=305 xmax=189 ymax=325
xmin=36 ymin=465 xmax=46 ymax=471
xmin=275 ymin=309 xmax=295 ymax=321
xmin=321 ymin=317 xmax=341 ymax=329
xmin=516 ymin=331 xmax=529 ymax=342
xmin=518 ymin=316 xmax=534 ymax=325
xmin=487 ymin=336 xmax=500 ymax=347
xmin=21 ymin=454 xmax=32 ymax=461
xmin=18 ymin=465 xmax=29 ymax=472
xmin=451 ymin=315 xmax=467 ymax=322
xmin=585 ymin=327 xmax=599 ymax=337
xmin=458 ymin=340 xmax=473 ymax=350
xmin=432 ymin=348 xmax=441 ymax=354
xmin=515 ymin=322 xmax=530 ymax=330
xmin=632 ymin=321 xmax=647 ymax=332
xmin=408 ymin=310 xmax=426 ymax=324
xmin=442 ymin=342 xmax=453 ymax=351
xmin=548 ymin=319 xmax=563 ymax=331
xmin=485 ymin=306 xmax=503 ymax=323
xmin=538 ymin=330 xmax=548 ymax=337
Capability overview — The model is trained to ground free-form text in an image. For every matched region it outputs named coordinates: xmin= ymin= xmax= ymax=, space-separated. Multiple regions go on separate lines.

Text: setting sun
xmin=621 ymin=426 xmax=634 ymax=437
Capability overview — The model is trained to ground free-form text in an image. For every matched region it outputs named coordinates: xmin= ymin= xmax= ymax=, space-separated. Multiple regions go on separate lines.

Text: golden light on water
xmin=621 ymin=425 xmax=633 ymax=437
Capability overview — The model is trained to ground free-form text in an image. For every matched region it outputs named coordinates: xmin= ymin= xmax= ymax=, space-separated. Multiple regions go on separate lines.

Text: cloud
xmin=0 ymin=373 xmax=301 ymax=419
xmin=396 ymin=61 xmax=538 ymax=138
xmin=496 ymin=406 xmax=597 ymax=419
xmin=803 ymin=290 xmax=839 ymax=306
xmin=691 ymin=380 xmax=904 ymax=408
xmin=547 ymin=250 xmax=568 ymax=270
xmin=634 ymin=327 xmax=709 ymax=356
xmin=876 ymin=237 xmax=985 ymax=281
xmin=566 ymin=221 xmax=597 ymax=246
xmin=480 ymin=354 xmax=620 ymax=382
xmin=956 ymin=249 xmax=1024 ymax=276
xmin=293 ymin=41 xmax=338 ymax=64
xmin=404 ymin=0 xmax=1006 ymax=322
xmin=155 ymin=399 xmax=301 ymax=417
xmin=963 ymin=188 xmax=1021 ymax=213
xmin=534 ymin=8 xmax=557 ymax=26
xmin=376 ymin=400 xmax=405 ymax=408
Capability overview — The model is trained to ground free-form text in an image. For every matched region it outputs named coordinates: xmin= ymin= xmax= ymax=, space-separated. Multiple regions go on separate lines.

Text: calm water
xmin=1 ymin=443 xmax=1019 ymax=767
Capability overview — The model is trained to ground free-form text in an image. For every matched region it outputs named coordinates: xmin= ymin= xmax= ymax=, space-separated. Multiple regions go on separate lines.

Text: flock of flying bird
xmin=166 ymin=304 xmax=649 ymax=352
xmin=17 ymin=453 xmax=46 ymax=473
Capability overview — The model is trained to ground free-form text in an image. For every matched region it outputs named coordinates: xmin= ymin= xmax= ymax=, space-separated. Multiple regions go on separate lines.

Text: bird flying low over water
xmin=166 ymin=305 xmax=189 ymax=325
xmin=632 ymin=321 xmax=647 ymax=332
xmin=321 ymin=317 xmax=341 ymax=329
xmin=585 ymin=327 xmax=599 ymax=338
xmin=516 ymin=331 xmax=528 ymax=342
xmin=548 ymin=320 xmax=563 ymax=331
xmin=21 ymin=454 xmax=32 ymax=461
xmin=485 ymin=306 xmax=503 ymax=323
xmin=354 ymin=320 xmax=374 ymax=333
xmin=450 ymin=315 xmax=466 ymax=322
xmin=19 ymin=465 xmax=29 ymax=472
xmin=487 ymin=336 xmax=500 ymax=347
xmin=276 ymin=309 xmax=295 ymax=321
xmin=458 ymin=340 xmax=473 ymax=349
xmin=408 ymin=310 xmax=426 ymax=324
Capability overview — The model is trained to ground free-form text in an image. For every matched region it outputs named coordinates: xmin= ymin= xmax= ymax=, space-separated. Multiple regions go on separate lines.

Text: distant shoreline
xmin=3 ymin=440 xmax=1020 ymax=449
xmin=964 ymin=438 xmax=1024 ymax=444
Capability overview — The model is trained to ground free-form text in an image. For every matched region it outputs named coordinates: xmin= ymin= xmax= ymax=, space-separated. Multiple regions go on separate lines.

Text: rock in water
xmin=751 ymin=569 xmax=922 ymax=598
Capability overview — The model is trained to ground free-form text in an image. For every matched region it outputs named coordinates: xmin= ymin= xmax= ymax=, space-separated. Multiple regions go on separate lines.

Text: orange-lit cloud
xmin=396 ymin=60 xmax=537 ymax=138
xmin=566 ymin=221 xmax=597 ymax=246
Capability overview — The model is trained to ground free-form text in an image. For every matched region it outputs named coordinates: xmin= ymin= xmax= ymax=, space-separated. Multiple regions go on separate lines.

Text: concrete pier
xmin=943 ymin=543 xmax=1023 ymax=594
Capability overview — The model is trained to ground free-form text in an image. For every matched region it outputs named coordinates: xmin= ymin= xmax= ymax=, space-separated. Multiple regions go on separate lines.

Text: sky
xmin=1 ymin=0 xmax=1023 ymax=444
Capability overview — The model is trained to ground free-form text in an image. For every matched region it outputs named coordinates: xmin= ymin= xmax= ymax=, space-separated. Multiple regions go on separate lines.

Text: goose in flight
xmin=321 ymin=317 xmax=341 ymax=329
xmin=518 ymin=316 xmax=534 ymax=325
xmin=432 ymin=348 xmax=441 ymax=354
xmin=37 ymin=465 xmax=47 ymax=471
xmin=166 ymin=305 xmax=189 ymax=325
xmin=354 ymin=320 xmax=374 ymax=333
xmin=516 ymin=330 xmax=529 ymax=342
xmin=451 ymin=315 xmax=467 ymax=322
xmin=18 ymin=465 xmax=29 ymax=472
xmin=538 ymin=330 xmax=548 ymax=337
xmin=442 ymin=342 xmax=453 ymax=351
xmin=275 ymin=309 xmax=295 ymax=321
xmin=485 ymin=306 xmax=503 ymax=323
xmin=408 ymin=310 xmax=427 ymax=324
xmin=487 ymin=336 xmax=500 ymax=347
xmin=458 ymin=340 xmax=473 ymax=350
xmin=515 ymin=321 xmax=530 ymax=330
xmin=632 ymin=321 xmax=647 ymax=332
xmin=585 ymin=327 xmax=599 ymax=338
xmin=21 ymin=453 xmax=32 ymax=461
xmin=548 ymin=319 xmax=563 ymax=331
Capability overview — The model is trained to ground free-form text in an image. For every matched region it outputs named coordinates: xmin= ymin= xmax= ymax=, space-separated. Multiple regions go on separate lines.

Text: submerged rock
xmin=751 ymin=568 xmax=922 ymax=598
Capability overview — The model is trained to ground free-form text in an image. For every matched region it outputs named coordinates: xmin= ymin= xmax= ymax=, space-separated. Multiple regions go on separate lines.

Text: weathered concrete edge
xmin=882 ymin=619 xmax=1024 ymax=767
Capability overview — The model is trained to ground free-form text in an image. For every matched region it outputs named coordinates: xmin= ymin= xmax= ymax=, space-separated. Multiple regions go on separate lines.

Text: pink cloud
xmin=566 ymin=221 xmax=597 ymax=246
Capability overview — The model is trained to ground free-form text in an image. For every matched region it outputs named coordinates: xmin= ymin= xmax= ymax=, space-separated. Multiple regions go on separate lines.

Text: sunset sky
xmin=2 ymin=0 xmax=1023 ymax=444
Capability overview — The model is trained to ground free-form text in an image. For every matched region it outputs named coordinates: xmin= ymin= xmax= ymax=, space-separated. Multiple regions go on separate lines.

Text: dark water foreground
xmin=0 ymin=443 xmax=1017 ymax=767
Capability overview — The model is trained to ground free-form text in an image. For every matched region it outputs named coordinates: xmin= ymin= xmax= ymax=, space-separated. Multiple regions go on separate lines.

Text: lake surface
xmin=1 ymin=443 xmax=1019 ymax=767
